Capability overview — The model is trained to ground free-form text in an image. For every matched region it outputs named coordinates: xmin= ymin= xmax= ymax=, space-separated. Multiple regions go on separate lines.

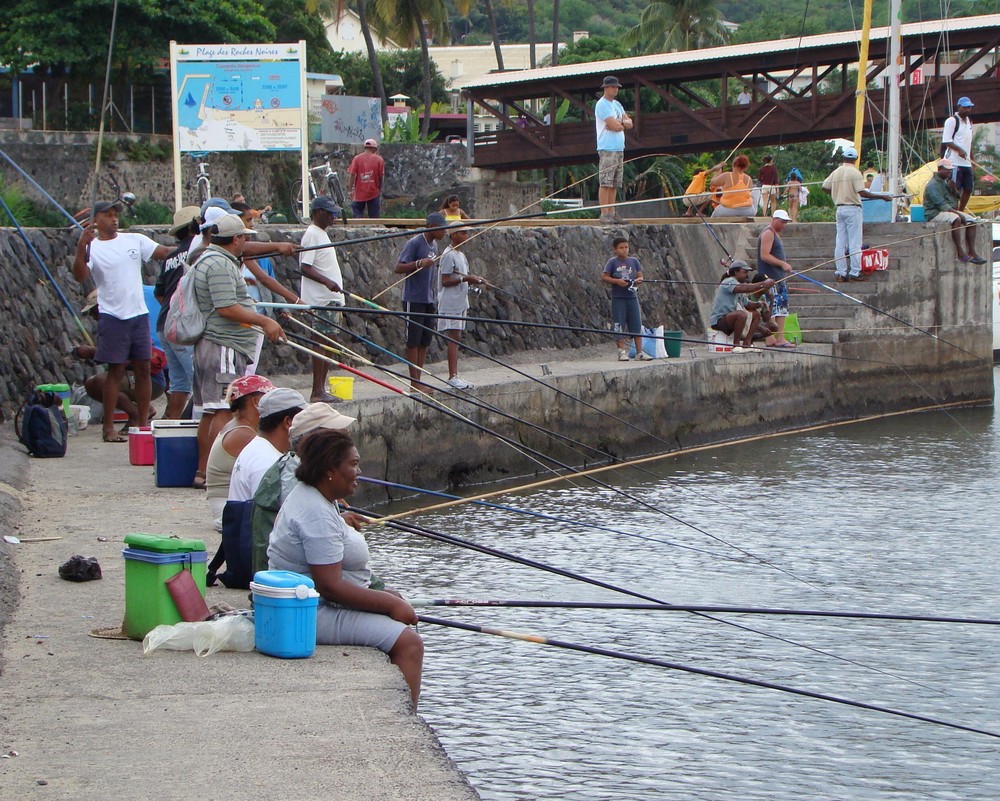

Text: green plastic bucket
xmin=663 ymin=330 xmax=683 ymax=358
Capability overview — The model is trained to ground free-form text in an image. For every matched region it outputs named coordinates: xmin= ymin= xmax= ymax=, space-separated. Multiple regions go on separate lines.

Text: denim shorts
xmin=162 ymin=338 xmax=194 ymax=395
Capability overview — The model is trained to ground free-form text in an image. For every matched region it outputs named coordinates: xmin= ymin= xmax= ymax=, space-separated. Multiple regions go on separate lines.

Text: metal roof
xmin=462 ymin=13 xmax=1000 ymax=91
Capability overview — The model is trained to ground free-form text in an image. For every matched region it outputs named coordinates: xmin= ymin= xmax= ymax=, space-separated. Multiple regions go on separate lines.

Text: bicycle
xmin=290 ymin=155 xmax=347 ymax=223
xmin=193 ymin=157 xmax=212 ymax=205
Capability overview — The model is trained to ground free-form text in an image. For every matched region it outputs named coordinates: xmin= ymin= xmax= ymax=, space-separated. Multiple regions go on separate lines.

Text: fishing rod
xmin=350 ymin=502 xmax=941 ymax=692
xmin=794 ymin=271 xmax=988 ymax=362
xmin=88 ymin=0 xmax=120 ymax=227
xmin=307 ymin=305 xmax=799 ymax=533
xmin=642 ymin=279 xmax=819 ymax=292
xmin=358 ymin=476 xmax=739 ymax=561
xmin=412 ymin=598 xmax=1000 ymax=624
xmin=261 ymin=301 xmax=903 ymax=368
xmin=417 ymin=615 xmax=997 ymax=740
xmin=289 ymin=313 xmax=815 ymax=580
xmin=0 ymin=195 xmax=95 ymax=346
xmin=0 ymin=148 xmax=83 ymax=229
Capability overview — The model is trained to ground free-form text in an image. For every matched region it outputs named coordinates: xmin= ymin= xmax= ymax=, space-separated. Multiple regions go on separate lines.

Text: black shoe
xmin=970 ymin=256 xmax=987 ymax=265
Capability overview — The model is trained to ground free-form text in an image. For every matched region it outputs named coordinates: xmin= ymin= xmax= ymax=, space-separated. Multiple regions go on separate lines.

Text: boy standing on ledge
xmin=602 ymin=237 xmax=651 ymax=362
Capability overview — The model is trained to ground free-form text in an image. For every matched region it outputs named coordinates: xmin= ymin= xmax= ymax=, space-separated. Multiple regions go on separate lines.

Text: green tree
xmin=624 ymin=0 xmax=728 ymax=54
xmin=0 ymin=0 xmax=275 ymax=78
xmin=368 ymin=0 xmax=449 ymax=135
xmin=330 ymin=50 xmax=448 ymax=106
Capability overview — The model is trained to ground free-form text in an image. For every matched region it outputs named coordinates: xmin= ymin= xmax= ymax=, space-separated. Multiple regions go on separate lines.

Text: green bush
xmin=126 ymin=201 xmax=172 ymax=225
xmin=0 ymin=176 xmax=66 ymax=227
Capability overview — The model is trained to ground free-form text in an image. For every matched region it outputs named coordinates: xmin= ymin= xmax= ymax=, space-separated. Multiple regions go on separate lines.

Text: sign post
xmin=169 ymin=41 xmax=308 ymax=215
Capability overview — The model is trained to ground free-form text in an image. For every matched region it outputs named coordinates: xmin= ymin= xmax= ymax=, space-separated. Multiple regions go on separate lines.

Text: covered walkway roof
xmin=464 ymin=14 xmax=1000 ymax=170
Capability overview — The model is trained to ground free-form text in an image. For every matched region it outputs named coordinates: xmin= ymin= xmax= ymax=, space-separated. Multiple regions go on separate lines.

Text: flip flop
xmin=102 ymin=431 xmax=128 ymax=443
xmin=192 ymin=471 xmax=207 ymax=490
xmin=767 ymin=342 xmax=797 ymax=349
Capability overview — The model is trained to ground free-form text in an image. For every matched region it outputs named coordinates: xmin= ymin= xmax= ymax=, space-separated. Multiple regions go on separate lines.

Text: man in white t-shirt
xmin=299 ymin=196 xmax=346 ymax=403
xmin=228 ymin=388 xmax=306 ymax=502
xmin=941 ymin=96 xmax=975 ymax=211
xmin=72 ymin=200 xmax=172 ymax=442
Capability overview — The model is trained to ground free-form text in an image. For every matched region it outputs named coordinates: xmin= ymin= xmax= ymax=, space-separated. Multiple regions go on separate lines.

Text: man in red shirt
xmin=347 ymin=138 xmax=385 ymax=218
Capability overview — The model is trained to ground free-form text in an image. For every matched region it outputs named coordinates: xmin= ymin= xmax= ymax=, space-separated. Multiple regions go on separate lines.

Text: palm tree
xmin=624 ymin=0 xmax=729 ymax=54
xmin=305 ymin=0 xmax=389 ymax=128
xmin=527 ymin=0 xmax=536 ymax=68
xmin=551 ymin=0 xmax=560 ymax=65
xmin=369 ymin=0 xmax=449 ymax=136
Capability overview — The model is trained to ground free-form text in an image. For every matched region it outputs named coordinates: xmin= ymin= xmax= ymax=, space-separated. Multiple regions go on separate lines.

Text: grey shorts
xmin=192 ymin=339 xmax=248 ymax=414
xmin=933 ymin=210 xmax=974 ymax=225
xmin=437 ymin=309 xmax=468 ymax=332
xmin=316 ymin=604 xmax=407 ymax=653
xmin=598 ymin=150 xmax=624 ymax=188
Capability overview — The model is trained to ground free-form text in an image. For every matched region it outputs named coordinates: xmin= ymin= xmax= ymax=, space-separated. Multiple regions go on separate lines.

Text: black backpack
xmin=15 ymin=390 xmax=68 ymax=458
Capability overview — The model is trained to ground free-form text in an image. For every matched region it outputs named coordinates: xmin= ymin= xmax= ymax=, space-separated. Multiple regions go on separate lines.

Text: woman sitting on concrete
xmin=710 ymin=155 xmax=757 ymax=217
xmin=267 ymin=429 xmax=424 ymax=708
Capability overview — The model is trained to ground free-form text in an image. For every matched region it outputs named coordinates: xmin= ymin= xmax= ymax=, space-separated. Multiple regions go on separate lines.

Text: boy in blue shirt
xmin=601 ymin=237 xmax=650 ymax=362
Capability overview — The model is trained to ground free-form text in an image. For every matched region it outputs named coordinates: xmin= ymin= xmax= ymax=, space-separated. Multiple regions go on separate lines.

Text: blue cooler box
xmin=250 ymin=570 xmax=320 ymax=658
xmin=151 ymin=420 xmax=199 ymax=487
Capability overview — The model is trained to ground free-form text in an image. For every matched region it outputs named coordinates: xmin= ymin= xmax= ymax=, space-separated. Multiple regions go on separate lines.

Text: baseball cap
xmin=94 ymin=200 xmax=124 ymax=214
xmin=425 ymin=211 xmax=447 ymax=227
xmin=957 ymin=96 xmax=974 ymax=108
xmin=200 ymin=205 xmax=236 ymax=231
xmin=289 ymin=402 xmax=357 ymax=446
xmin=200 ymin=197 xmax=233 ymax=218
xmin=842 ymin=147 xmax=858 ymax=160
xmin=449 ymin=226 xmax=470 ymax=236
xmin=602 ymin=76 xmax=622 ymax=88
xmin=729 ymin=259 xmax=750 ymax=273
xmin=773 ymin=209 xmax=792 ymax=221
xmin=310 ymin=195 xmax=341 ymax=215
xmin=938 ymin=158 xmax=954 ymax=170
xmin=364 ymin=138 xmax=378 ymax=148
xmin=258 ymin=387 xmax=307 ymax=418
xmin=226 ymin=375 xmax=275 ymax=403
xmin=169 ymin=205 xmax=201 ymax=236
xmin=212 ymin=213 xmax=256 ymax=238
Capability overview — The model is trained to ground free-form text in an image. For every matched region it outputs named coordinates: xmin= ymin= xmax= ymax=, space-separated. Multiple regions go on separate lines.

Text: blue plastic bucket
xmin=250 ymin=570 xmax=320 ymax=658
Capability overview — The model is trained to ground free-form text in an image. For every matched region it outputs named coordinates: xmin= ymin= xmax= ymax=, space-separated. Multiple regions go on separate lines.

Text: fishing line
xmin=351 ymin=503 xmax=943 ymax=692
xmin=417 ymin=616 xmax=995 ymax=739
xmin=359 ymin=476 xmax=739 ymax=561
xmin=411 ymin=598 xmax=1000 ymax=624
xmin=288 ymin=312 xmax=817 ymax=580
xmin=311 ymin=304 xmax=796 ymax=530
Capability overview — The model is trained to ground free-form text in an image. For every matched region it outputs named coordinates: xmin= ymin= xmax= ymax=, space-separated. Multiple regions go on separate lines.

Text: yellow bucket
xmin=328 ymin=376 xmax=355 ymax=400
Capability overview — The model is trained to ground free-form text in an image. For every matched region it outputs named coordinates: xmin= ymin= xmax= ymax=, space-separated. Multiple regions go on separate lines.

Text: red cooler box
xmin=128 ymin=427 xmax=154 ymax=466
xmin=151 ymin=420 xmax=199 ymax=487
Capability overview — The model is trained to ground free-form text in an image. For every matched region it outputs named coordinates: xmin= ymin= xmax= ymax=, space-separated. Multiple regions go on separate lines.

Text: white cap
xmin=772 ymin=210 xmax=792 ymax=222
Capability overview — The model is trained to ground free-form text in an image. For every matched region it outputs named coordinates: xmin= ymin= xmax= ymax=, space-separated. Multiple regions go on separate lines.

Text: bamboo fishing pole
xmin=417 ymin=615 xmax=998 ymax=739
xmin=412 ymin=598 xmax=1000 ymax=625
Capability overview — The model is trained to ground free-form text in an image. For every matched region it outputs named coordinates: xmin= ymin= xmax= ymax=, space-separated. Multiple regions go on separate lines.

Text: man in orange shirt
xmin=347 ymin=139 xmax=385 ymax=218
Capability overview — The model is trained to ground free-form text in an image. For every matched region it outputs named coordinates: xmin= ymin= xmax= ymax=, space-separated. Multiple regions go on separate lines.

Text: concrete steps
xmin=741 ymin=227 xmax=893 ymax=345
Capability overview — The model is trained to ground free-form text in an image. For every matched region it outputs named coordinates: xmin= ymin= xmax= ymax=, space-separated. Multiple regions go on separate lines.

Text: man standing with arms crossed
xmin=822 ymin=147 xmax=892 ymax=283
xmin=941 ymin=96 xmax=976 ymax=212
xmin=595 ymin=76 xmax=632 ymax=224
xmin=347 ymin=138 xmax=385 ymax=219
xmin=73 ymin=200 xmax=173 ymax=442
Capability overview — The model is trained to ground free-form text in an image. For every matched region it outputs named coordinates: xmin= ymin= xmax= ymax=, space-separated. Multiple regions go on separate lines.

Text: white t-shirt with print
xmin=299 ymin=224 xmax=345 ymax=306
xmin=88 ymin=233 xmax=159 ymax=320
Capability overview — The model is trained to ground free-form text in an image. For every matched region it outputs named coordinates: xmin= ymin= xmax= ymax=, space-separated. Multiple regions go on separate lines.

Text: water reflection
xmin=372 ymin=399 xmax=1000 ymax=800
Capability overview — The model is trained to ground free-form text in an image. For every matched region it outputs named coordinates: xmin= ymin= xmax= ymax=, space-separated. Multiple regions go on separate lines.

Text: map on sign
xmin=174 ymin=58 xmax=303 ymax=152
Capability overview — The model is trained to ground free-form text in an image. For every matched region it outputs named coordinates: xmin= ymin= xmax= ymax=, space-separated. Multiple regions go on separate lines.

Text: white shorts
xmin=437 ymin=311 xmax=468 ymax=332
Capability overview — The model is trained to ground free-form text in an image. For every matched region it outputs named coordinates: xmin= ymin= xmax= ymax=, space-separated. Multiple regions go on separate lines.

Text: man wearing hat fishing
xmin=595 ymin=76 xmax=632 ymax=224
xmin=821 ymin=147 xmax=893 ymax=283
xmin=941 ymin=97 xmax=975 ymax=212
xmin=72 ymin=200 xmax=174 ymax=442
xmin=348 ymin=138 xmax=385 ymax=218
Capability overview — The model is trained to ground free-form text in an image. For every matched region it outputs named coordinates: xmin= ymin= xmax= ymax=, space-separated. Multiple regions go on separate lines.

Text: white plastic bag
xmin=142 ymin=615 xmax=255 ymax=657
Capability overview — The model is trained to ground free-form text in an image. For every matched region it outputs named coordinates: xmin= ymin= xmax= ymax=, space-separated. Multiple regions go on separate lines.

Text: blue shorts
xmin=952 ymin=166 xmax=974 ymax=193
xmin=770 ymin=282 xmax=789 ymax=318
xmin=611 ymin=294 xmax=642 ymax=337
xmin=162 ymin=338 xmax=194 ymax=395
xmin=94 ymin=313 xmax=151 ymax=365
xmin=404 ymin=301 xmax=435 ymax=348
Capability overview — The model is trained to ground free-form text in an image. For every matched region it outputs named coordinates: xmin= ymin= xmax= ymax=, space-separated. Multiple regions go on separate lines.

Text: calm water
xmin=373 ymin=374 xmax=1000 ymax=801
